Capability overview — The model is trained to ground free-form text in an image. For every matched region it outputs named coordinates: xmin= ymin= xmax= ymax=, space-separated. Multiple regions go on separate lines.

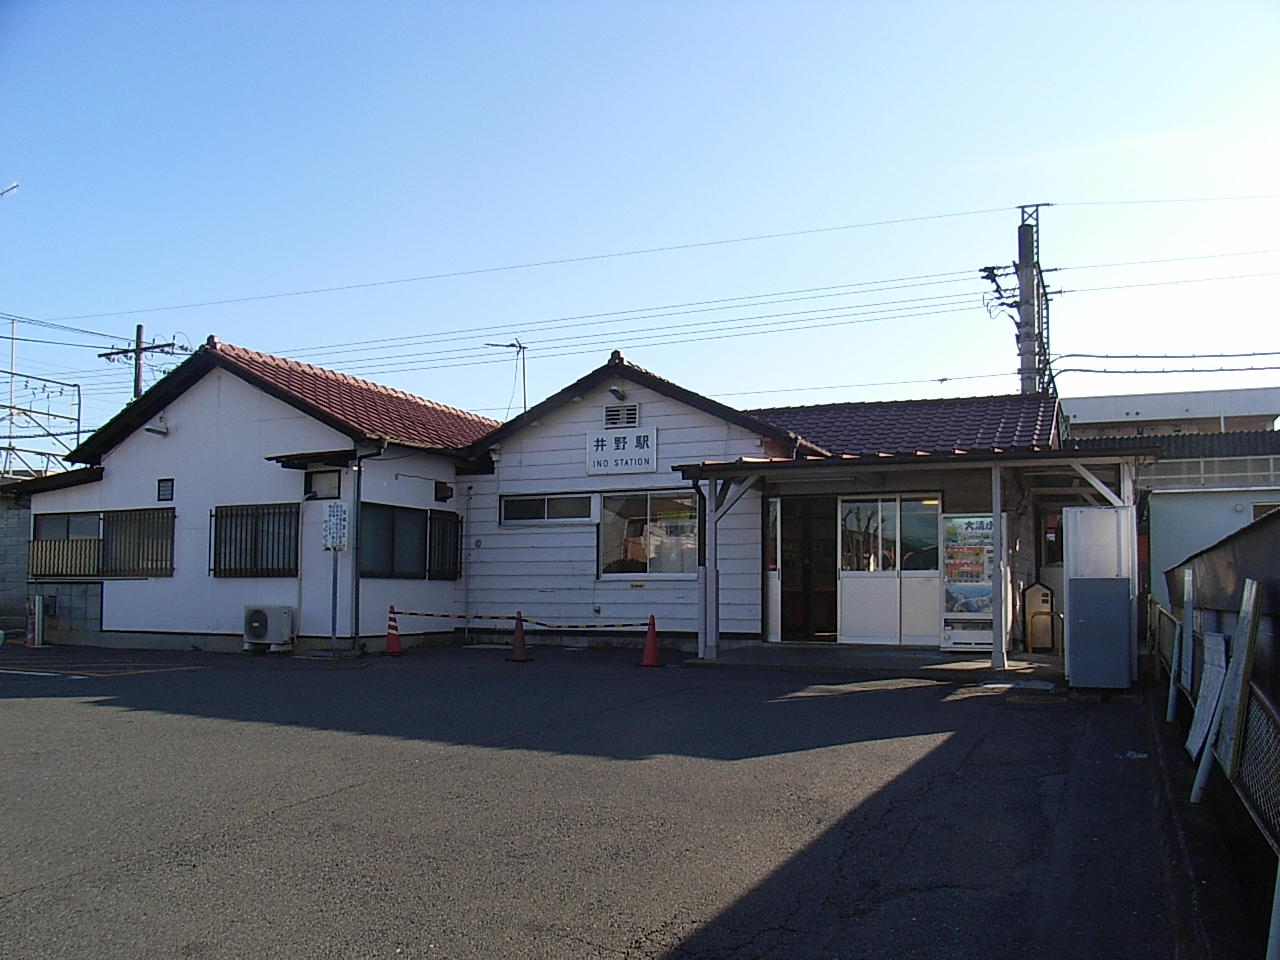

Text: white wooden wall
xmin=464 ymin=378 xmax=766 ymax=635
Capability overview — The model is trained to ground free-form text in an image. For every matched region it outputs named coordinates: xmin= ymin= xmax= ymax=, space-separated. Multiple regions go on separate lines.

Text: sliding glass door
xmin=838 ymin=496 xmax=941 ymax=645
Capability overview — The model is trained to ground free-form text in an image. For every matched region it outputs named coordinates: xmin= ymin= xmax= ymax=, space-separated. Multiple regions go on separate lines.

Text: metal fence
xmin=27 ymin=538 xmax=101 ymax=577
xmin=1154 ymin=598 xmax=1280 ymax=857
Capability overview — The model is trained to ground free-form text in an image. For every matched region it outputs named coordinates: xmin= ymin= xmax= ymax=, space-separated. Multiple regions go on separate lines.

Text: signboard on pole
xmin=322 ymin=502 xmax=349 ymax=551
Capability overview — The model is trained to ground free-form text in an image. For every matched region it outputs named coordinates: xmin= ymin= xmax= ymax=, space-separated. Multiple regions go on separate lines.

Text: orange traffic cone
xmin=639 ymin=614 xmax=662 ymax=667
xmin=383 ymin=605 xmax=404 ymax=656
xmin=506 ymin=611 xmax=533 ymax=662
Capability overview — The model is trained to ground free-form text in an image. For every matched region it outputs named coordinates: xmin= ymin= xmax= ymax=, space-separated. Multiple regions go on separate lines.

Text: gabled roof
xmin=69 ymin=338 xmax=501 ymax=465
xmin=746 ymin=394 xmax=1061 ymax=457
xmin=460 ymin=350 xmax=827 ymax=457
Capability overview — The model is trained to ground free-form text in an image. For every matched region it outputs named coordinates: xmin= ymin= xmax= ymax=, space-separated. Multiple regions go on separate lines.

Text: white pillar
xmin=696 ymin=480 xmax=708 ymax=658
xmin=991 ymin=465 xmax=1008 ymax=669
xmin=706 ymin=483 xmax=720 ymax=660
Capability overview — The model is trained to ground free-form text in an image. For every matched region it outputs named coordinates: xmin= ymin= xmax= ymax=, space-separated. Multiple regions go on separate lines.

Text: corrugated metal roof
xmin=1070 ymin=430 xmax=1280 ymax=459
xmin=746 ymin=394 xmax=1060 ymax=456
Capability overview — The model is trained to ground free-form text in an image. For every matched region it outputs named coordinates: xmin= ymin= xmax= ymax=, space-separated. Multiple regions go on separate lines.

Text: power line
xmin=1061 ymin=269 xmax=1280 ymax=296
xmin=458 ymin=370 xmax=1018 ymax=412
xmin=1056 ymin=351 xmax=1280 ymax=361
xmin=0 ymin=311 xmax=128 ymax=341
xmin=0 ymin=331 xmax=120 ymax=349
xmin=1055 ymin=193 xmax=1280 ymax=208
xmin=278 ymin=270 xmax=979 ymax=360
xmin=38 ymin=207 xmax=1012 ymax=323
xmin=1056 ymin=365 xmax=1280 ymax=375
xmin=296 ymin=289 xmax=985 ymax=376
xmin=712 ymin=371 xmax=1014 ymax=400
xmin=1059 ymin=247 xmax=1280 ymax=272
xmin=308 ymin=303 xmax=985 ymax=378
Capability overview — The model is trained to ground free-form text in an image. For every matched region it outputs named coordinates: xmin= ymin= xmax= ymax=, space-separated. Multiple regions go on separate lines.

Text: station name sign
xmin=587 ymin=428 xmax=658 ymax=474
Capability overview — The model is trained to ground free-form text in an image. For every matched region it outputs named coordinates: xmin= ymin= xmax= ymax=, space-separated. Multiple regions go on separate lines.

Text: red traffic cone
xmin=506 ymin=611 xmax=533 ymax=662
xmin=639 ymin=614 xmax=662 ymax=667
xmin=383 ymin=605 xmax=404 ymax=656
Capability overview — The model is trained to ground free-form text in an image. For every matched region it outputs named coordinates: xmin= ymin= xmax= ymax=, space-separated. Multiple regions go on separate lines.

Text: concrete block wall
xmin=30 ymin=582 xmax=103 ymax=634
xmin=0 ymin=499 xmax=30 ymax=633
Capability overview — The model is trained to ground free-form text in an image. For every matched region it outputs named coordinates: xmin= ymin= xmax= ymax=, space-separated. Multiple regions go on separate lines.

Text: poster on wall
xmin=943 ymin=514 xmax=993 ymax=615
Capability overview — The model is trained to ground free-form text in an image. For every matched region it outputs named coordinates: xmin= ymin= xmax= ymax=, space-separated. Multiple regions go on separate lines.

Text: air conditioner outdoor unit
xmin=242 ymin=605 xmax=294 ymax=653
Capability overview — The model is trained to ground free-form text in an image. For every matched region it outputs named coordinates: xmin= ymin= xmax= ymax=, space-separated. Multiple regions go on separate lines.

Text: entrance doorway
xmin=838 ymin=496 xmax=942 ymax=645
xmin=781 ymin=497 xmax=837 ymax=640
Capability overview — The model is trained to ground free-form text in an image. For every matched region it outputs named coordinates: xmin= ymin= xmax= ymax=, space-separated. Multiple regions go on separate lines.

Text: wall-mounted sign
xmin=322 ymin=501 xmax=349 ymax=551
xmin=587 ymin=428 xmax=658 ymax=474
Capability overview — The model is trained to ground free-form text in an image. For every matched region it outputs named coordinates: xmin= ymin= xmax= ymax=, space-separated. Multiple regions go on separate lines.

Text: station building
xmin=14 ymin=339 xmax=1146 ymax=677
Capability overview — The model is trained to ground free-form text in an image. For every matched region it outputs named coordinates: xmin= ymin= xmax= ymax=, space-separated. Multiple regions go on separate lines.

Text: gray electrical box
xmin=1066 ymin=578 xmax=1132 ymax=688
xmin=1062 ymin=506 xmax=1137 ymax=689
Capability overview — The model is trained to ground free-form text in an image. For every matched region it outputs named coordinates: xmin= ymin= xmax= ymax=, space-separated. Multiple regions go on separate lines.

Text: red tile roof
xmin=747 ymin=394 xmax=1060 ymax=456
xmin=211 ymin=340 xmax=501 ymax=450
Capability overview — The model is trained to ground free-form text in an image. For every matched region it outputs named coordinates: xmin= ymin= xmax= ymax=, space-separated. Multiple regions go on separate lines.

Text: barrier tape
xmin=392 ymin=610 xmax=649 ymax=630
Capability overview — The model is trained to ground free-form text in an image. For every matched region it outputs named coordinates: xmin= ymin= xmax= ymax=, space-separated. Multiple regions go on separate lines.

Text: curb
xmin=679 ymin=656 xmax=1064 ymax=688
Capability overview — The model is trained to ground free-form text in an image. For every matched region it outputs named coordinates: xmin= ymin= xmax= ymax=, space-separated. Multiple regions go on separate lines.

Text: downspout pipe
xmin=351 ymin=439 xmax=387 ymax=647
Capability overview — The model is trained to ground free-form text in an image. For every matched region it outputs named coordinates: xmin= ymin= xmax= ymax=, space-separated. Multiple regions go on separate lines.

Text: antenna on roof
xmin=486 ymin=339 xmax=528 ymax=415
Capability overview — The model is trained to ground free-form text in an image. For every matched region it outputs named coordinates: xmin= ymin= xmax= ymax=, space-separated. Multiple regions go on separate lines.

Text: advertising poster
xmin=944 ymin=515 xmax=993 ymax=615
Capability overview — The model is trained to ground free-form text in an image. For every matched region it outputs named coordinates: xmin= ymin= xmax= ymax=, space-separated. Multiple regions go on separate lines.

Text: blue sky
xmin=1 ymin=1 xmax=1278 ymax=438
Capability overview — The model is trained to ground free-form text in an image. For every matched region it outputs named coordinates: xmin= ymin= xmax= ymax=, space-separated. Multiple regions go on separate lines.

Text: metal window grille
xmin=428 ymin=509 xmax=461 ymax=581
xmin=211 ymin=503 xmax=299 ymax=578
xmin=102 ymin=508 xmax=175 ymax=577
xmin=28 ymin=538 xmax=102 ymax=577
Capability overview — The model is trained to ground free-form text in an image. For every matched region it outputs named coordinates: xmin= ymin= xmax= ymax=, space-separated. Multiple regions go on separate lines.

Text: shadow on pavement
xmin=4 ymin=643 xmax=1016 ymax=764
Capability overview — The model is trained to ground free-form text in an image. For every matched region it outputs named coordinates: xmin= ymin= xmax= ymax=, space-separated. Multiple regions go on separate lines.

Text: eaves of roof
xmin=68 ymin=341 xmax=499 ymax=466
xmin=3 ymin=466 xmax=104 ymax=500
xmin=671 ymin=445 xmax=1156 ymax=480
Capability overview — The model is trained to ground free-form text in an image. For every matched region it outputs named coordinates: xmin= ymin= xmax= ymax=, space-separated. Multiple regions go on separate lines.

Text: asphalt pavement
xmin=0 ymin=644 xmax=1174 ymax=959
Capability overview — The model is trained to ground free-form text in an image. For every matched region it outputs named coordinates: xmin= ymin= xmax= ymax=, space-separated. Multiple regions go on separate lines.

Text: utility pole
xmin=2 ymin=182 xmax=18 ymax=466
xmin=98 ymin=324 xmax=179 ymax=399
xmin=981 ymin=204 xmax=1058 ymax=395
xmin=1016 ymin=208 xmax=1041 ymax=394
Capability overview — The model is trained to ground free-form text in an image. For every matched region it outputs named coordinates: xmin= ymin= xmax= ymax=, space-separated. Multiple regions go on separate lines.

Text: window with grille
xmin=428 ymin=509 xmax=461 ymax=580
xmin=102 ymin=508 xmax=176 ymax=577
xmin=211 ymin=503 xmax=299 ymax=578
xmin=30 ymin=509 xmax=175 ymax=578
xmin=603 ymin=404 xmax=639 ymax=428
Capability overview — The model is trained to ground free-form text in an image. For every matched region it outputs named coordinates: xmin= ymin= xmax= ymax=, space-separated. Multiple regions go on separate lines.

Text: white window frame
xmin=599 ymin=488 xmax=699 ymax=580
xmin=499 ymin=492 xmax=598 ymax=526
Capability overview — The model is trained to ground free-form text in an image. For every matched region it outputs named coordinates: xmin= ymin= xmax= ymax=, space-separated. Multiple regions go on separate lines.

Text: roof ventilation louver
xmin=604 ymin=404 xmax=639 ymax=428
